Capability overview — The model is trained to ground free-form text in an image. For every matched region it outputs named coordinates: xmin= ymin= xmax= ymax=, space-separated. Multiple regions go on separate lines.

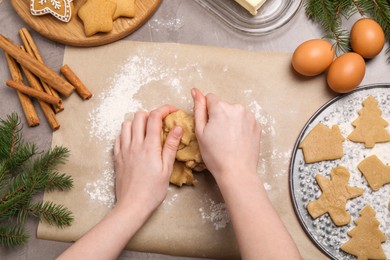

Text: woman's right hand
xmin=191 ymin=88 xmax=261 ymax=180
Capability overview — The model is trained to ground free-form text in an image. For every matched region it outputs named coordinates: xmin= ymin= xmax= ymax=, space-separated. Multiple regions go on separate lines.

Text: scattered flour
xmin=263 ymin=182 xmax=272 ymax=191
xmin=199 ymin=199 xmax=230 ymax=230
xmin=84 ymin=169 xmax=115 ymax=208
xmin=247 ymin=100 xmax=276 ymax=136
xmin=149 ymin=16 xmax=184 ymax=31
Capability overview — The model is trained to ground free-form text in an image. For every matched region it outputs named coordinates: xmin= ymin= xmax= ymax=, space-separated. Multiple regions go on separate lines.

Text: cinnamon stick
xmin=19 ymin=28 xmax=64 ymax=113
xmin=20 ymin=47 xmax=60 ymax=130
xmin=0 ymin=34 xmax=74 ymax=97
xmin=6 ymin=80 xmax=63 ymax=109
xmin=61 ymin=64 xmax=92 ymax=100
xmin=4 ymin=52 xmax=39 ymax=127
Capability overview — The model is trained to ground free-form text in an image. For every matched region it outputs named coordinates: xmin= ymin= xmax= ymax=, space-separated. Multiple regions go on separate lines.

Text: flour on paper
xmin=199 ymin=199 xmax=230 ymax=230
xmin=84 ymin=169 xmax=115 ymax=208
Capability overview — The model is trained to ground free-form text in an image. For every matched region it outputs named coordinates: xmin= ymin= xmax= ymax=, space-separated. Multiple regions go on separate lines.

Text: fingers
xmin=145 ymin=105 xmax=178 ymax=144
xmin=114 ymin=135 xmax=121 ymax=157
xmin=162 ymin=126 xmax=183 ymax=176
xmin=131 ymin=112 xmax=149 ymax=144
xmin=191 ymin=88 xmax=208 ymax=135
xmin=120 ymin=120 xmax=132 ymax=150
xmin=205 ymin=93 xmax=220 ymax=114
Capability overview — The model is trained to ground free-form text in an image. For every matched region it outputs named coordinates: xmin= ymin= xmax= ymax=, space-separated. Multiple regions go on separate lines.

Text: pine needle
xmin=27 ymin=201 xmax=74 ymax=228
xmin=0 ymin=225 xmax=29 ymax=248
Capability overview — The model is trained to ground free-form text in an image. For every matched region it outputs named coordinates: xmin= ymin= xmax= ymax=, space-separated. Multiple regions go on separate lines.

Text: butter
xmin=234 ymin=0 xmax=267 ymax=15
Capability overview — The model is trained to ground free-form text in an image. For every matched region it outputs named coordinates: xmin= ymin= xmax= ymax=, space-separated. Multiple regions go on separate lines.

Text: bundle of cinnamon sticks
xmin=0 ymin=28 xmax=92 ymax=130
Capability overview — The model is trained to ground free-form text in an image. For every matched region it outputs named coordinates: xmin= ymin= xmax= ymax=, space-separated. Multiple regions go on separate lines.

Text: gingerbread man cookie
xmin=307 ymin=166 xmax=364 ymax=226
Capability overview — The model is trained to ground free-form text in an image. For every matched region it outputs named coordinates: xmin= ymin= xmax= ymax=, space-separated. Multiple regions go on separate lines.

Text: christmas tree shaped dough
xmin=299 ymin=123 xmax=345 ymax=163
xmin=348 ymin=96 xmax=390 ymax=148
xmin=307 ymin=166 xmax=364 ymax=226
xmin=341 ymin=205 xmax=387 ymax=260
xmin=358 ymin=155 xmax=390 ymax=191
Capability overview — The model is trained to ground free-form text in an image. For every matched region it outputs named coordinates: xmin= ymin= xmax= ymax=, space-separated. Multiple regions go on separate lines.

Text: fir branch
xmin=0 ymin=146 xmax=70 ymax=208
xmin=0 ymin=225 xmax=29 ymax=248
xmin=45 ymin=171 xmax=73 ymax=192
xmin=0 ymin=113 xmax=37 ymax=179
xmin=27 ymin=201 xmax=73 ymax=228
xmin=0 ymin=113 xmax=74 ymax=247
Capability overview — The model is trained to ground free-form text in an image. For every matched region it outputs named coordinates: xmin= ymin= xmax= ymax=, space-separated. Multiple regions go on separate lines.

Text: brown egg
xmin=327 ymin=53 xmax=366 ymax=93
xmin=350 ymin=18 xmax=385 ymax=59
xmin=292 ymin=39 xmax=335 ymax=76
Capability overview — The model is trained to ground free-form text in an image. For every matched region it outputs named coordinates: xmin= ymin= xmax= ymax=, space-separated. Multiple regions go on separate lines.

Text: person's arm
xmin=57 ymin=105 xmax=183 ymax=260
xmin=192 ymin=88 xmax=301 ymax=260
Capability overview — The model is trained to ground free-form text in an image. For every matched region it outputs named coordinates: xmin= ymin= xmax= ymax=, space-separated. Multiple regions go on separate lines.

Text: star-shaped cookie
xmin=112 ymin=0 xmax=136 ymax=20
xmin=78 ymin=0 xmax=117 ymax=37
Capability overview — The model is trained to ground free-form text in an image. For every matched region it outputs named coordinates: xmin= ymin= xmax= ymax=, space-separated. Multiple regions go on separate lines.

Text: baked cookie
xmin=348 ymin=95 xmax=390 ymax=148
xmin=78 ymin=0 xmax=117 ymax=37
xmin=307 ymin=166 xmax=364 ymax=226
xmin=30 ymin=0 xmax=74 ymax=23
xmin=340 ymin=205 xmax=386 ymax=260
xmin=299 ymin=123 xmax=345 ymax=164
xmin=112 ymin=0 xmax=136 ymax=20
xmin=358 ymin=155 xmax=390 ymax=191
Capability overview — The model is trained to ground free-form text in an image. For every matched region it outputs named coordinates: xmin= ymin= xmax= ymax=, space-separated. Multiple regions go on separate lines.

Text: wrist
xmin=112 ymin=201 xmax=152 ymax=229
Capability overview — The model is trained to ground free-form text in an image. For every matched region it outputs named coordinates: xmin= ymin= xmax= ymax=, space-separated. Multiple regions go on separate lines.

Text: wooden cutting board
xmin=10 ymin=0 xmax=161 ymax=47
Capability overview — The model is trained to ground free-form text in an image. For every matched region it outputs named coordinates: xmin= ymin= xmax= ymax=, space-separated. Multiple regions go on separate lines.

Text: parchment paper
xmin=37 ymin=41 xmax=334 ymax=259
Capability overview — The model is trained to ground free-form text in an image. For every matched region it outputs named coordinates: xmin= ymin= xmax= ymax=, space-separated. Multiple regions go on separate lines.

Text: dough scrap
xmin=340 ymin=205 xmax=386 ymax=260
xmin=170 ymin=161 xmax=197 ymax=187
xmin=348 ymin=96 xmax=390 ymax=148
xmin=162 ymin=110 xmax=206 ymax=187
xmin=358 ymin=155 xmax=390 ymax=191
xmin=299 ymin=123 xmax=345 ymax=164
xmin=307 ymin=166 xmax=364 ymax=226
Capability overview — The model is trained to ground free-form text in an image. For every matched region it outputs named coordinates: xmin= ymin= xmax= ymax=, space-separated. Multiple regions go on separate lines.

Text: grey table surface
xmin=0 ymin=0 xmax=389 ymax=259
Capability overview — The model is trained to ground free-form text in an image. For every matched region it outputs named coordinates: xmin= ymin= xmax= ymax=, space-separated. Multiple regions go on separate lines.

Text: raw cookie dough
xmin=358 ymin=155 xmax=390 ymax=191
xmin=307 ymin=166 xmax=364 ymax=226
xmin=299 ymin=123 xmax=345 ymax=164
xmin=348 ymin=95 xmax=390 ymax=148
xmin=162 ymin=110 xmax=206 ymax=187
xmin=340 ymin=205 xmax=387 ymax=260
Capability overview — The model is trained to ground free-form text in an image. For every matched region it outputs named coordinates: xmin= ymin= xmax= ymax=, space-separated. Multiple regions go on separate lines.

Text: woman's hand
xmin=58 ymin=105 xmax=183 ymax=260
xmin=192 ymin=88 xmax=261 ymax=180
xmin=114 ymin=105 xmax=183 ymax=215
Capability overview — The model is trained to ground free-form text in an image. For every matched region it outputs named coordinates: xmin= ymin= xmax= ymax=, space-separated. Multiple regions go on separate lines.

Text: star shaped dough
xmin=307 ymin=166 xmax=364 ymax=226
xmin=78 ymin=0 xmax=117 ymax=37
